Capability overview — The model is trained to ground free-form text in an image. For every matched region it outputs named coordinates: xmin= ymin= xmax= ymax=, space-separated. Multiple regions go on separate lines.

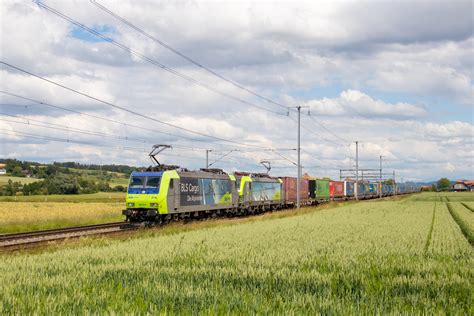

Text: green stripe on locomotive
xmin=238 ymin=175 xmax=252 ymax=197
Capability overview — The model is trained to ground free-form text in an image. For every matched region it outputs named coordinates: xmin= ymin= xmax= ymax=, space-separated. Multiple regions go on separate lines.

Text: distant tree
xmin=22 ymin=181 xmax=47 ymax=195
xmin=77 ymin=177 xmax=98 ymax=193
xmin=11 ymin=166 xmax=23 ymax=177
xmin=36 ymin=168 xmax=47 ymax=179
xmin=2 ymin=180 xmax=21 ymax=196
xmin=45 ymin=165 xmax=60 ymax=176
xmin=45 ymin=173 xmax=79 ymax=194
xmin=437 ymin=178 xmax=451 ymax=191
xmin=431 ymin=184 xmax=437 ymax=192
xmin=383 ymin=179 xmax=394 ymax=185
xmin=96 ymin=181 xmax=112 ymax=192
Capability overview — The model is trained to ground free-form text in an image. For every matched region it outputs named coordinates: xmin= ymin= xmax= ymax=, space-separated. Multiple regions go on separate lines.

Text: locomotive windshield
xmin=129 ymin=176 xmax=146 ymax=188
xmin=128 ymin=175 xmax=162 ymax=193
xmin=145 ymin=176 xmax=161 ymax=189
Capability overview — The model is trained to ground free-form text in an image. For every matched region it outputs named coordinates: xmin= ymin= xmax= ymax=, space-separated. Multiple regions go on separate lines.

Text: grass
xmin=461 ymin=202 xmax=474 ymax=212
xmin=0 ymin=192 xmax=472 ymax=314
xmin=0 ymin=192 xmax=125 ymax=203
xmin=407 ymin=191 xmax=474 ymax=202
xmin=0 ymin=175 xmax=41 ymax=186
xmin=446 ymin=202 xmax=474 ymax=245
xmin=0 ymin=192 xmax=125 ymax=233
xmin=0 ymin=202 xmax=124 ymax=233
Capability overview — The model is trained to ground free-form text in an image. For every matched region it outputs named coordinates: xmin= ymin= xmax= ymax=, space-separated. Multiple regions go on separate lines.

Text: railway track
xmin=0 ymin=222 xmax=138 ymax=251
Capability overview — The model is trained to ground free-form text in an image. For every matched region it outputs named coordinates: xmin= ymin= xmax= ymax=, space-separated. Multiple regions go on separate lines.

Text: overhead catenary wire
xmin=33 ymin=1 xmax=288 ymax=117
xmin=0 ymin=93 xmax=300 ymax=169
xmin=300 ymin=148 xmax=345 ymax=169
xmin=0 ymin=129 xmax=249 ymax=166
xmin=0 ymin=91 xmax=299 ymax=155
xmin=287 ymin=115 xmax=347 ymax=147
xmin=0 ymin=113 xmax=236 ymax=152
xmin=0 ymin=114 xmax=304 ymax=170
xmin=0 ymin=62 xmax=281 ymax=150
xmin=0 ymin=130 xmax=299 ymax=173
xmin=0 ymin=114 xmax=299 ymax=166
xmin=305 ymin=114 xmax=350 ymax=144
xmin=90 ymin=0 xmax=292 ymax=112
xmin=0 ymin=90 xmax=239 ymax=150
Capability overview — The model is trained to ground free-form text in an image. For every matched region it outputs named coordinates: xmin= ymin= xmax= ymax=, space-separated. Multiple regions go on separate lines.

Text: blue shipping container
xmin=344 ymin=181 xmax=355 ymax=197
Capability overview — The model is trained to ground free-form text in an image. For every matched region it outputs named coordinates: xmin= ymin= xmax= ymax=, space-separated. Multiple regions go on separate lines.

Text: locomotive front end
xmin=123 ymin=171 xmax=163 ymax=222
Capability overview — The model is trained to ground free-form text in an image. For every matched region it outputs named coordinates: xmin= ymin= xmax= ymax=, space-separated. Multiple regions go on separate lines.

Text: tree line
xmin=1 ymin=174 xmax=126 ymax=196
xmin=0 ymin=159 xmax=134 ymax=196
xmin=0 ymin=159 xmax=137 ymax=176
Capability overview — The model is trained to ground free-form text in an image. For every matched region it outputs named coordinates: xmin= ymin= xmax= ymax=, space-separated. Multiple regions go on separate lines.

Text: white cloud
xmin=303 ymin=90 xmax=427 ymax=119
xmin=444 ymin=162 xmax=456 ymax=173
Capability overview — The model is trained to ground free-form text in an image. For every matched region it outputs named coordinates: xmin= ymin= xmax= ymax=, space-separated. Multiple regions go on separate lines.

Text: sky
xmin=0 ymin=0 xmax=473 ymax=182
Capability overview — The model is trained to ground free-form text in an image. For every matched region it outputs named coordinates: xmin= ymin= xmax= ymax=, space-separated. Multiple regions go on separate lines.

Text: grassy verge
xmin=0 ymin=176 xmax=40 ymax=185
xmin=0 ymin=202 xmax=124 ymax=233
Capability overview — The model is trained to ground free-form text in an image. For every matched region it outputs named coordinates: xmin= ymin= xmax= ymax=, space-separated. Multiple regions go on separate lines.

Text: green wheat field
xmin=0 ymin=192 xmax=473 ymax=314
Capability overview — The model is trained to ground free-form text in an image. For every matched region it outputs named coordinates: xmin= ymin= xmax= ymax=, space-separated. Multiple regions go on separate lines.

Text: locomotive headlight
xmin=128 ymin=202 xmax=135 ymax=207
xmin=150 ymin=203 xmax=157 ymax=207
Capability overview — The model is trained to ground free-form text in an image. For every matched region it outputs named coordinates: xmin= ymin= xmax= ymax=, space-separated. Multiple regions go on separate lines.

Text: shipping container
xmin=355 ymin=182 xmax=370 ymax=198
xmin=280 ymin=177 xmax=309 ymax=205
xmin=382 ymin=184 xmax=394 ymax=196
xmin=363 ymin=183 xmax=371 ymax=197
xmin=344 ymin=181 xmax=355 ymax=197
xmin=315 ymin=179 xmax=330 ymax=200
xmin=368 ymin=183 xmax=377 ymax=196
xmin=330 ymin=180 xmax=345 ymax=198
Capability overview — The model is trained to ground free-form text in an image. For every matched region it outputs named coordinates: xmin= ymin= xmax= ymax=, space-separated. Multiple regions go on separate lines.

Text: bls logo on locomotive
xmin=180 ymin=182 xmax=200 ymax=194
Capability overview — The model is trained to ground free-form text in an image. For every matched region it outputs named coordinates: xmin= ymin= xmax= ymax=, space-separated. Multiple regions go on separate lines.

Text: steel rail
xmin=0 ymin=221 xmax=138 ymax=250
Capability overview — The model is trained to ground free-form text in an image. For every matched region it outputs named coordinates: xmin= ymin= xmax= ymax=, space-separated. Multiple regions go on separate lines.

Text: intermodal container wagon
xmin=330 ymin=180 xmax=345 ymax=199
xmin=280 ymin=177 xmax=309 ymax=205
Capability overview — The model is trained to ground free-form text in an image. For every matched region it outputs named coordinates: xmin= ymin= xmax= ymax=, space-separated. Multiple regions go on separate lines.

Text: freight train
xmin=123 ymin=167 xmax=419 ymax=222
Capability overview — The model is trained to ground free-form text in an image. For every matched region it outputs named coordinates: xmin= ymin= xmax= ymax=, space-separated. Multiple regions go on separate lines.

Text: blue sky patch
xmin=69 ymin=24 xmax=116 ymax=42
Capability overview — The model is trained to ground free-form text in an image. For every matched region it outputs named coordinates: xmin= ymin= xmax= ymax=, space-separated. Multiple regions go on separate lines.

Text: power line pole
xmin=290 ymin=105 xmax=309 ymax=209
xmin=355 ymin=141 xmax=359 ymax=200
xmin=393 ymin=170 xmax=397 ymax=196
xmin=297 ymin=105 xmax=301 ymax=209
xmin=379 ymin=155 xmax=383 ymax=198
xmin=206 ymin=149 xmax=211 ymax=168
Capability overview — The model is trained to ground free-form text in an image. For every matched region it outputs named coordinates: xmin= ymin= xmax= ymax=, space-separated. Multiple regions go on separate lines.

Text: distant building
xmin=420 ymin=185 xmax=433 ymax=191
xmin=0 ymin=163 xmax=6 ymax=175
xmin=452 ymin=180 xmax=474 ymax=192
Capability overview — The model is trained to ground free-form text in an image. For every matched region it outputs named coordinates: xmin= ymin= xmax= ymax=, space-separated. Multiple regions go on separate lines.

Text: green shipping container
xmin=315 ymin=179 xmax=330 ymax=199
